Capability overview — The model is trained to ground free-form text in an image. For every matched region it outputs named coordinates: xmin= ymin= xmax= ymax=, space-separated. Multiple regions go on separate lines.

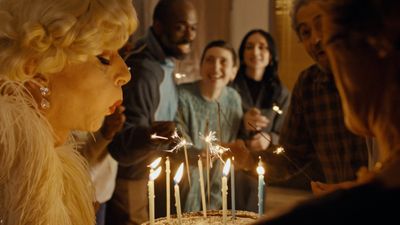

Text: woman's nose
xmin=250 ymin=46 xmax=259 ymax=56
xmin=212 ymin=61 xmax=222 ymax=72
xmin=114 ymin=54 xmax=131 ymax=87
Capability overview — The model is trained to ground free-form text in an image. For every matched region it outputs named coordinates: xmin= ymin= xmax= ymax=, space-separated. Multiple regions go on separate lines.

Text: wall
xmin=230 ymin=0 xmax=271 ymax=50
xmin=273 ymin=0 xmax=314 ymax=90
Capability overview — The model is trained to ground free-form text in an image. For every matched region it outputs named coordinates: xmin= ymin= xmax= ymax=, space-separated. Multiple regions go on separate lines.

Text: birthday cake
xmin=142 ymin=210 xmax=258 ymax=225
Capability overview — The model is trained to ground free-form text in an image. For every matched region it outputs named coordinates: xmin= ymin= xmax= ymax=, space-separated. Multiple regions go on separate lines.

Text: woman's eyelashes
xmin=96 ymin=55 xmax=111 ymax=65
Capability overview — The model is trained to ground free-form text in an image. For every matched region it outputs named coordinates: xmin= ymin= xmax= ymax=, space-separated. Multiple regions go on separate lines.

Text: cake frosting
xmin=142 ymin=210 xmax=258 ymax=225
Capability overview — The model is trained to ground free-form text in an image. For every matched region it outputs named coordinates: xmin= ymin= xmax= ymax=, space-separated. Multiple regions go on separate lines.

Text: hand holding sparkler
xmin=246 ymin=124 xmax=313 ymax=181
xmin=243 ymin=108 xmax=269 ymax=133
xmin=246 ymin=122 xmax=271 ymax=151
xmin=246 ymin=132 xmax=271 ymax=151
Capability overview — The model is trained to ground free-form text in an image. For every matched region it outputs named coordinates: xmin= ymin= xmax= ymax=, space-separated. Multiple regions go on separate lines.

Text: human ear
xmin=32 ymin=73 xmax=50 ymax=87
xmin=27 ymin=73 xmax=51 ymax=110
xmin=23 ymin=58 xmax=38 ymax=77
xmin=23 ymin=59 xmax=51 ymax=110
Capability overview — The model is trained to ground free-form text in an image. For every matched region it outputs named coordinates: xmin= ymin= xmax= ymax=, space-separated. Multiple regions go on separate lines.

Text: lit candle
xmin=149 ymin=157 xmax=162 ymax=174
xmin=198 ymin=156 xmax=207 ymax=217
xmin=174 ymin=163 xmax=184 ymax=225
xmin=230 ymin=157 xmax=236 ymax=219
xmin=257 ymin=157 xmax=265 ymax=217
xmin=166 ymin=157 xmax=171 ymax=221
xmin=148 ymin=167 xmax=162 ymax=225
xmin=222 ymin=159 xmax=231 ymax=225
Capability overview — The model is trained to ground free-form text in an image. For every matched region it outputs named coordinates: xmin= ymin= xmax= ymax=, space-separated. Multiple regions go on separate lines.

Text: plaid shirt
xmin=279 ymin=64 xmax=368 ymax=183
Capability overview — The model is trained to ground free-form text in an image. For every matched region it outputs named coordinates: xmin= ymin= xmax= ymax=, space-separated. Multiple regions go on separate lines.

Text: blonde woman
xmin=0 ymin=0 xmax=137 ymax=224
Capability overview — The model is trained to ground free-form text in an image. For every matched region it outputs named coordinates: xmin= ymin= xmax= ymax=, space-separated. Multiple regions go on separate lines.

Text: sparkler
xmin=174 ymin=73 xmax=187 ymax=80
xmin=162 ymin=129 xmax=193 ymax=153
xmin=201 ymin=127 xmax=212 ymax=206
xmin=247 ymin=122 xmax=272 ymax=142
xmin=209 ymin=144 xmax=230 ymax=162
xmin=271 ymin=146 xmax=312 ymax=181
xmin=168 ymin=129 xmax=193 ymax=186
xmin=248 ymin=123 xmax=312 ymax=181
xmin=151 ymin=133 xmax=169 ymax=140
xmin=272 ymin=103 xmax=283 ymax=115
xmin=200 ymin=131 xmax=230 ymax=163
xmin=200 ymin=130 xmax=231 ymax=207
xmin=150 ymin=130 xmax=193 ymax=186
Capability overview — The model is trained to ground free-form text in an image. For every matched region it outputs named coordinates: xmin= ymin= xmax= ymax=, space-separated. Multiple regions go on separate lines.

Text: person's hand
xmin=245 ymin=132 xmax=271 ymax=152
xmin=311 ymin=166 xmax=377 ymax=196
xmin=243 ymin=108 xmax=269 ymax=132
xmin=311 ymin=180 xmax=357 ymax=196
xmin=100 ymin=105 xmax=126 ymax=140
xmin=356 ymin=166 xmax=375 ymax=183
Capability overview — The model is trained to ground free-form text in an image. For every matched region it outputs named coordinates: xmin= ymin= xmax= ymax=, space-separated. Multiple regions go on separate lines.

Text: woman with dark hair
xmin=231 ymin=29 xmax=290 ymax=212
xmin=233 ymin=29 xmax=290 ymax=152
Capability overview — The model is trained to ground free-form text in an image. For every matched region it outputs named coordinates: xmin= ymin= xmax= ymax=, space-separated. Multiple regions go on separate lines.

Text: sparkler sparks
xmin=273 ymin=146 xmax=285 ymax=154
xmin=272 ymin=103 xmax=283 ymax=115
xmin=200 ymin=131 xmax=230 ymax=162
xmin=151 ymin=133 xmax=169 ymax=140
xmin=209 ymin=144 xmax=230 ymax=162
xmin=175 ymin=73 xmax=187 ymax=80
xmin=200 ymin=131 xmax=218 ymax=144
xmin=165 ymin=129 xmax=193 ymax=153
xmin=271 ymin=146 xmax=312 ymax=181
xmin=246 ymin=124 xmax=312 ymax=181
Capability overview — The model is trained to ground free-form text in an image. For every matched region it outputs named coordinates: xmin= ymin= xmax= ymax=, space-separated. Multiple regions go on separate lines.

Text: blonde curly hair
xmin=0 ymin=0 xmax=138 ymax=81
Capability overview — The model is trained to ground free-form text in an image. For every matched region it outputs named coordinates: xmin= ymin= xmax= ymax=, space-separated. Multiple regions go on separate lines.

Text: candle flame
xmin=149 ymin=166 xmax=162 ymax=181
xmin=149 ymin=157 xmax=162 ymax=169
xmin=257 ymin=165 xmax=265 ymax=175
xmin=223 ymin=159 xmax=231 ymax=176
xmin=174 ymin=163 xmax=184 ymax=184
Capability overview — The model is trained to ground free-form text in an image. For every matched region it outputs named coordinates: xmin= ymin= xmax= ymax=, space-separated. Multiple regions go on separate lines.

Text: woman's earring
xmin=40 ymin=86 xmax=50 ymax=109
